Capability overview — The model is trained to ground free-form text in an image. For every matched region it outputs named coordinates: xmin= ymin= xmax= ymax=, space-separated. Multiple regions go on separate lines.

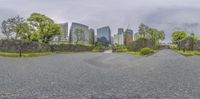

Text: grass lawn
xmin=175 ymin=50 xmax=200 ymax=56
xmin=127 ymin=52 xmax=143 ymax=56
xmin=0 ymin=51 xmax=94 ymax=58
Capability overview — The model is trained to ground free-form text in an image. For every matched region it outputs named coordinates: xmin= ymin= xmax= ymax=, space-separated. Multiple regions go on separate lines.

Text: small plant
xmin=140 ymin=47 xmax=154 ymax=55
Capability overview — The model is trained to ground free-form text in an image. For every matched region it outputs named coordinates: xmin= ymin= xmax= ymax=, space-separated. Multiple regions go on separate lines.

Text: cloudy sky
xmin=0 ymin=0 xmax=200 ymax=42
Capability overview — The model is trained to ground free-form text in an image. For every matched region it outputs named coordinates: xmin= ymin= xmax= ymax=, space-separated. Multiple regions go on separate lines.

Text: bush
xmin=93 ymin=44 xmax=107 ymax=52
xmin=112 ymin=44 xmax=128 ymax=52
xmin=126 ymin=38 xmax=153 ymax=51
xmin=116 ymin=48 xmax=128 ymax=52
xmin=140 ymin=47 xmax=154 ymax=55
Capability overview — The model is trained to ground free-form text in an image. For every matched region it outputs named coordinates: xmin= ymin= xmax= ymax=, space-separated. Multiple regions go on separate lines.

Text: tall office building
xmin=118 ymin=28 xmax=124 ymax=35
xmin=59 ymin=22 xmax=68 ymax=41
xmin=89 ymin=29 xmax=95 ymax=44
xmin=113 ymin=28 xmax=125 ymax=45
xmin=124 ymin=29 xmax=133 ymax=45
xmin=69 ymin=22 xmax=94 ymax=44
xmin=51 ymin=22 xmax=68 ymax=44
xmin=97 ymin=26 xmax=111 ymax=46
xmin=113 ymin=34 xmax=119 ymax=44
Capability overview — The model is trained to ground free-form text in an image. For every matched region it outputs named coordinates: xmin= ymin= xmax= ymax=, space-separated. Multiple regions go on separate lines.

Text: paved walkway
xmin=0 ymin=50 xmax=200 ymax=99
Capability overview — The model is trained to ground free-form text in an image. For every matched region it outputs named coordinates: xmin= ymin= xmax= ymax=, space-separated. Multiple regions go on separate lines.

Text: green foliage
xmin=28 ymin=13 xmax=62 ymax=43
xmin=15 ymin=22 xmax=30 ymax=40
xmin=112 ymin=44 xmax=128 ymax=52
xmin=172 ymin=31 xmax=187 ymax=44
xmin=93 ymin=44 xmax=107 ymax=52
xmin=1 ymin=16 xmax=24 ymax=39
xmin=182 ymin=35 xmax=198 ymax=42
xmin=138 ymin=24 xmax=149 ymax=38
xmin=147 ymin=28 xmax=165 ymax=48
xmin=140 ymin=47 xmax=154 ymax=55
xmin=175 ymin=50 xmax=200 ymax=56
xmin=137 ymin=24 xmax=165 ymax=49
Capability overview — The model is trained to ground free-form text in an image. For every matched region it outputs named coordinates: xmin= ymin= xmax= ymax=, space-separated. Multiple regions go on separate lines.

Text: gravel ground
xmin=0 ymin=50 xmax=200 ymax=99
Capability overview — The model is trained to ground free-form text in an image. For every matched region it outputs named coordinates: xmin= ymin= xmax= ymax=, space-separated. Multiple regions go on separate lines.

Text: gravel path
xmin=0 ymin=50 xmax=200 ymax=99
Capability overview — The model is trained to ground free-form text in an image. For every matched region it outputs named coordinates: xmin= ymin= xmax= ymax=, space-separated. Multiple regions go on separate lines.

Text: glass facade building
xmin=97 ymin=26 xmax=111 ymax=46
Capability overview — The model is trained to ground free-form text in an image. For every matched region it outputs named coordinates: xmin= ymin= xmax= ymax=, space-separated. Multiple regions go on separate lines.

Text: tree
xmin=148 ymin=28 xmax=165 ymax=48
xmin=1 ymin=20 xmax=11 ymax=39
xmin=75 ymin=28 xmax=85 ymax=44
xmin=138 ymin=24 xmax=149 ymax=38
xmin=172 ymin=31 xmax=187 ymax=44
xmin=15 ymin=22 xmax=30 ymax=40
xmin=1 ymin=16 xmax=24 ymax=39
xmin=28 ymin=13 xmax=62 ymax=43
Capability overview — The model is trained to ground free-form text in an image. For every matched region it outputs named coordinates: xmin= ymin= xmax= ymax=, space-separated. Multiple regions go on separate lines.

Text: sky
xmin=0 ymin=0 xmax=200 ymax=42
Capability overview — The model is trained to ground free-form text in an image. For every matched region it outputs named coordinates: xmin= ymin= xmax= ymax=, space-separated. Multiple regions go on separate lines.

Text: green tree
xmin=75 ymin=28 xmax=85 ymax=44
xmin=148 ymin=28 xmax=165 ymax=48
xmin=1 ymin=16 xmax=24 ymax=39
xmin=15 ymin=22 xmax=30 ymax=40
xmin=1 ymin=20 xmax=11 ymax=39
xmin=138 ymin=24 xmax=149 ymax=38
xmin=172 ymin=31 xmax=187 ymax=44
xmin=28 ymin=13 xmax=62 ymax=43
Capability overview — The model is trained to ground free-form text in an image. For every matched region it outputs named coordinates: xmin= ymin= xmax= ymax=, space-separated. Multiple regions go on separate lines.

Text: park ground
xmin=0 ymin=50 xmax=200 ymax=99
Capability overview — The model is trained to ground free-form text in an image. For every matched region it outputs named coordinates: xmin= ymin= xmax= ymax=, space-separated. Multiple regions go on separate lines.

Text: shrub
xmin=126 ymin=38 xmax=153 ymax=51
xmin=116 ymin=48 xmax=128 ymax=52
xmin=112 ymin=44 xmax=127 ymax=52
xmin=140 ymin=47 xmax=154 ymax=55
xmin=93 ymin=44 xmax=106 ymax=52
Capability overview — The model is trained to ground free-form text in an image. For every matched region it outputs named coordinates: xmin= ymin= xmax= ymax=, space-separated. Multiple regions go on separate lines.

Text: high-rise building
xmin=97 ymin=26 xmax=111 ymax=46
xmin=113 ymin=28 xmax=125 ymax=45
xmin=113 ymin=34 xmax=119 ymax=44
xmin=118 ymin=28 xmax=124 ymax=35
xmin=59 ymin=23 xmax=68 ymax=41
xmin=124 ymin=29 xmax=133 ymax=45
xmin=51 ymin=22 xmax=68 ymax=44
xmin=69 ymin=22 xmax=94 ymax=44
xmin=89 ymin=29 xmax=95 ymax=44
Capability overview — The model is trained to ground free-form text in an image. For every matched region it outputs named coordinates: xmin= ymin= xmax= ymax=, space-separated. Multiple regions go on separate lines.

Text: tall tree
xmin=15 ymin=22 xmax=30 ymax=40
xmin=28 ymin=13 xmax=62 ymax=43
xmin=1 ymin=16 xmax=24 ymax=39
xmin=1 ymin=20 xmax=11 ymax=39
xmin=172 ymin=31 xmax=187 ymax=44
xmin=148 ymin=28 xmax=165 ymax=48
xmin=138 ymin=24 xmax=149 ymax=38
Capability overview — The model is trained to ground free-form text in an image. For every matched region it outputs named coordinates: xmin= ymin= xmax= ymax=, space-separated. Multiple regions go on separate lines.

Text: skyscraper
xmin=113 ymin=28 xmax=125 ymax=45
xmin=118 ymin=28 xmax=124 ymax=35
xmin=97 ymin=26 xmax=111 ymax=46
xmin=124 ymin=29 xmax=133 ymax=45
xmin=69 ymin=22 xmax=94 ymax=44
xmin=89 ymin=29 xmax=95 ymax=44
xmin=59 ymin=22 xmax=68 ymax=41
xmin=51 ymin=22 xmax=68 ymax=44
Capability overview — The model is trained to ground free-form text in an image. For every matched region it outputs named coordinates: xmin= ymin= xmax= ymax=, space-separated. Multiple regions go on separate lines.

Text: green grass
xmin=0 ymin=51 xmax=95 ymax=58
xmin=175 ymin=50 xmax=200 ymax=56
xmin=127 ymin=52 xmax=143 ymax=56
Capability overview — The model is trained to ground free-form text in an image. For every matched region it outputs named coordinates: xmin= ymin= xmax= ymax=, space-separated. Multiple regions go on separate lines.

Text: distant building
xmin=113 ymin=28 xmax=124 ymax=45
xmin=69 ymin=22 xmax=94 ymax=44
xmin=89 ymin=29 xmax=95 ymax=44
xmin=124 ymin=29 xmax=133 ymax=45
xmin=118 ymin=33 xmax=124 ymax=45
xmin=59 ymin=23 xmax=68 ymax=41
xmin=118 ymin=28 xmax=124 ymax=35
xmin=51 ymin=22 xmax=68 ymax=44
xmin=97 ymin=26 xmax=111 ymax=46
xmin=113 ymin=34 xmax=119 ymax=44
